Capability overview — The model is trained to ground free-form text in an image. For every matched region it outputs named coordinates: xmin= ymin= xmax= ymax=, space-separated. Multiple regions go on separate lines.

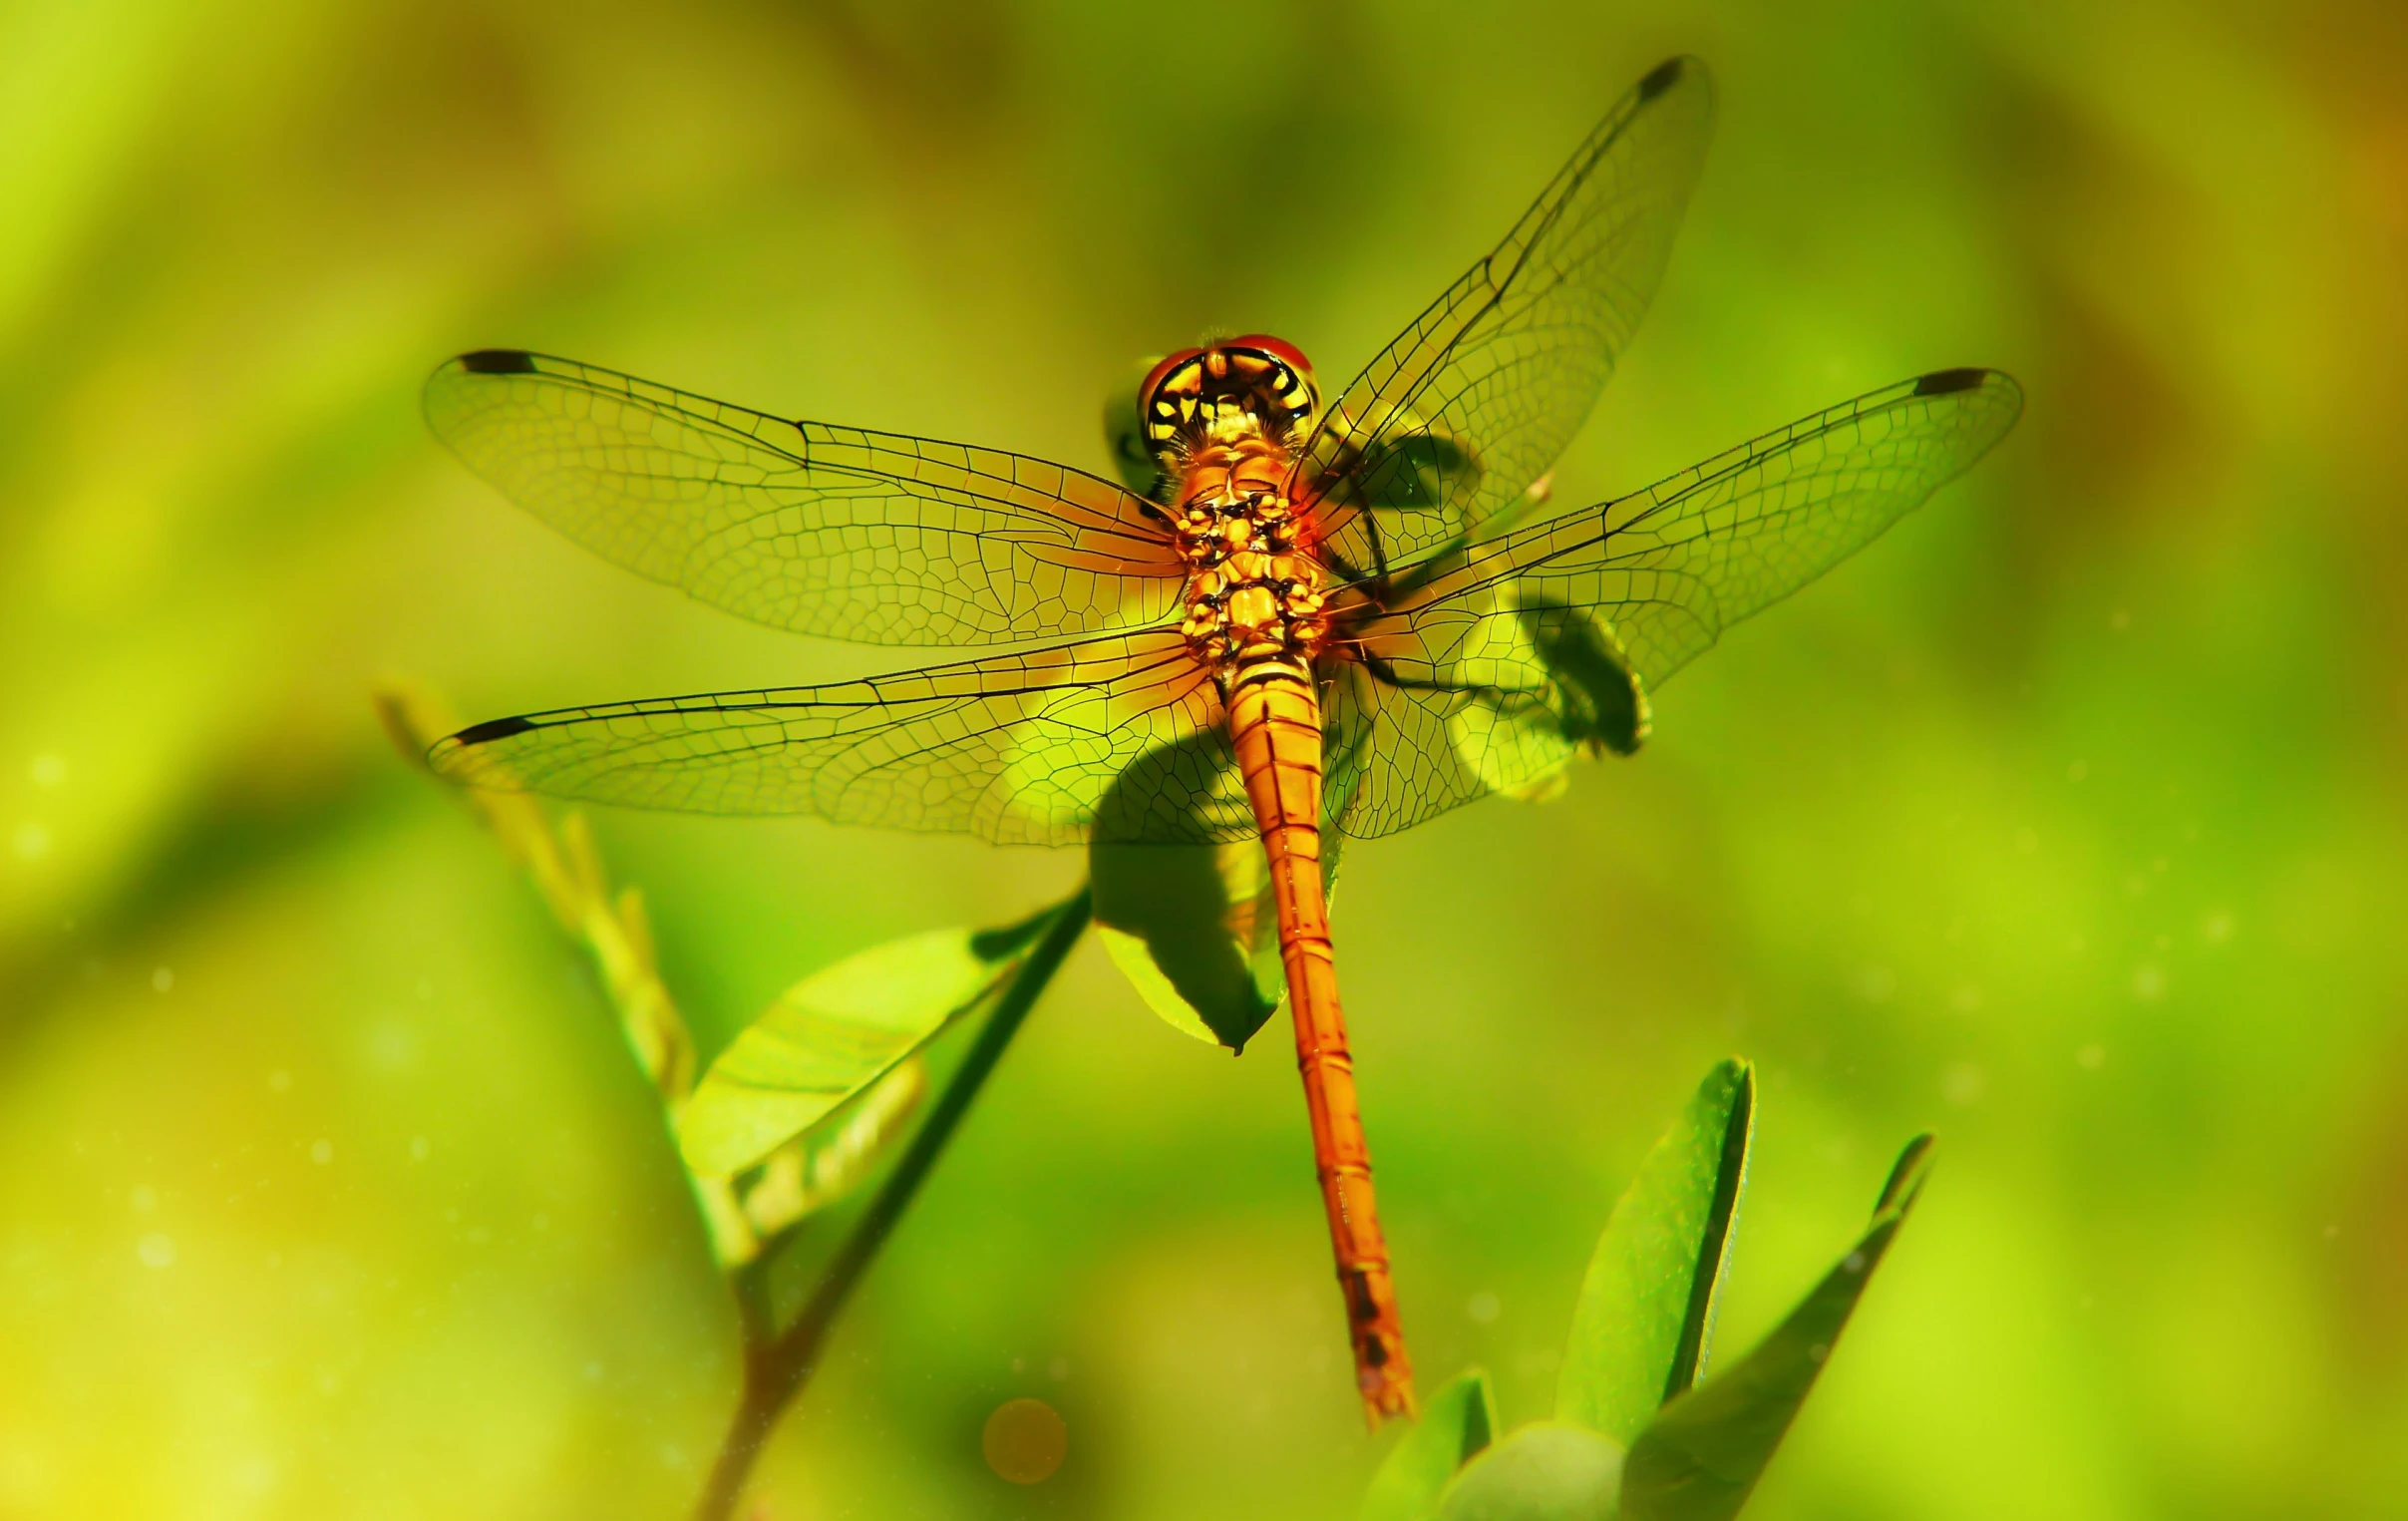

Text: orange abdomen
xmin=1222 ymin=653 xmax=1415 ymax=1424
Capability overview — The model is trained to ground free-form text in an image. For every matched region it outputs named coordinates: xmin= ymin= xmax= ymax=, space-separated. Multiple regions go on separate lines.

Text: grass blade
xmin=1619 ymin=1135 xmax=1936 ymax=1521
xmin=1360 ymin=1369 xmax=1500 ymax=1521
xmin=1557 ymin=1058 xmax=1754 ymax=1442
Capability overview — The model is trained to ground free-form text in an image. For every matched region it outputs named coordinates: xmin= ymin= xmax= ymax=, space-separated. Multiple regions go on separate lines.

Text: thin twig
xmin=688 ymin=886 xmax=1094 ymax=1521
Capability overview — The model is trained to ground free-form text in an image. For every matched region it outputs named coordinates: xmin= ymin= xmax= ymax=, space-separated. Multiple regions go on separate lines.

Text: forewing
xmin=1300 ymin=57 xmax=1714 ymax=577
xmin=429 ymin=629 xmax=1253 ymax=847
xmin=425 ymin=350 xmax=1186 ymax=646
xmin=1329 ymin=368 xmax=2024 ymax=837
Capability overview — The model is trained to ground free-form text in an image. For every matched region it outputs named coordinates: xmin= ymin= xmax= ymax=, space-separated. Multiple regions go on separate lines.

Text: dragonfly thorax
xmin=1173 ymin=439 xmax=1332 ymax=674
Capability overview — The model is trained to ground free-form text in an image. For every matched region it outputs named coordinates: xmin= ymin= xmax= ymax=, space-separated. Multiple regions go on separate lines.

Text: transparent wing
xmin=429 ymin=629 xmax=1258 ymax=847
xmin=1298 ymin=57 xmax=1715 ymax=578
xmin=1327 ymin=368 xmax=2024 ymax=837
xmin=425 ymin=350 xmax=1187 ymax=646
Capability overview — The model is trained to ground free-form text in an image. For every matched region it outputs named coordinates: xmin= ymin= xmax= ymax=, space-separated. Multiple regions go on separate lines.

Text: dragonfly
xmin=425 ymin=55 xmax=2020 ymax=1425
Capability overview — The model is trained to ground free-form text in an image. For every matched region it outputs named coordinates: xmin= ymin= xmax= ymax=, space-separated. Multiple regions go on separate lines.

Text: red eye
xmin=1138 ymin=347 xmax=1204 ymax=411
xmin=1224 ymin=333 xmax=1317 ymax=390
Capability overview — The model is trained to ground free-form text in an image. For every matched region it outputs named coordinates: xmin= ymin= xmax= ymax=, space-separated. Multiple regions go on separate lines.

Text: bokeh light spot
xmin=981 ymin=1396 xmax=1066 ymax=1485
xmin=1942 ymin=1062 xmax=1987 ymax=1106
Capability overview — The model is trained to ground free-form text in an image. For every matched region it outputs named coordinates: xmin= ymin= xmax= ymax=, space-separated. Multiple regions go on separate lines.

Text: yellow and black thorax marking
xmin=1170 ymin=440 xmax=1332 ymax=679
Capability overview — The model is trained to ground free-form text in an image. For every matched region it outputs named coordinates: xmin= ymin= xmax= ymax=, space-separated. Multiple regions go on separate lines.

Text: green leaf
xmin=737 ymin=1058 xmax=927 ymax=1239
xmin=1354 ymin=428 xmax=1482 ymax=514
xmin=1435 ymin=1422 xmax=1626 ymax=1521
xmin=1092 ymin=836 xmax=1278 ymax=1050
xmin=676 ymin=908 xmax=1052 ymax=1177
xmin=1516 ymin=597 xmax=1651 ymax=758
xmin=1360 ymin=1369 xmax=1500 ymax=1521
xmin=1091 ymin=819 xmax=1344 ymax=1054
xmin=1620 ymin=1135 xmax=1936 ymax=1521
xmin=1558 ymin=1058 xmax=1754 ymax=1443
xmin=1445 ymin=600 xmax=1581 ymax=800
xmin=1447 ymin=594 xmax=1654 ymax=808
xmin=1311 ymin=407 xmax=1484 ymax=526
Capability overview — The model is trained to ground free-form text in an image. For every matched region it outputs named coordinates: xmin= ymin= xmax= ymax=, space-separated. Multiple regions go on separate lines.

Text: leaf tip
xmin=1876 ymin=1133 xmax=1937 ymax=1217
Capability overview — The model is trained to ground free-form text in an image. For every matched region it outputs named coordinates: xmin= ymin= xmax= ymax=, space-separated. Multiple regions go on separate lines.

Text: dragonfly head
xmin=1122 ymin=335 xmax=1320 ymax=482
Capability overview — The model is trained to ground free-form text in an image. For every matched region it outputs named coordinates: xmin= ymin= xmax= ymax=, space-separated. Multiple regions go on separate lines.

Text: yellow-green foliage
xmin=2 ymin=5 xmax=2403 ymax=1518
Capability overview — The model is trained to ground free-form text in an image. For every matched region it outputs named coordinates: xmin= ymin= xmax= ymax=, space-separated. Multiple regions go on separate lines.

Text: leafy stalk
xmin=381 ymin=679 xmax=1091 ymax=1521
xmin=376 ymin=682 xmax=758 ymax=1260
xmin=689 ymin=887 xmax=1092 ymax=1521
xmin=1373 ymin=1060 xmax=1935 ymax=1521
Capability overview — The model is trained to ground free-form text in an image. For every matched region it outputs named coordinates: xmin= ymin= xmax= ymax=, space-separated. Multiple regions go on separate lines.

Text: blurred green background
xmin=5 ymin=1 xmax=2406 ymax=1517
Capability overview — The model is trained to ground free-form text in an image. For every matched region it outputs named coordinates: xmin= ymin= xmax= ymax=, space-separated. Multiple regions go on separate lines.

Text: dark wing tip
xmin=1637 ymin=56 xmax=1692 ymax=102
xmin=456 ymin=348 xmax=537 ymax=375
xmin=451 ymin=714 xmax=538 ymax=746
xmin=1912 ymin=366 xmax=1992 ymax=397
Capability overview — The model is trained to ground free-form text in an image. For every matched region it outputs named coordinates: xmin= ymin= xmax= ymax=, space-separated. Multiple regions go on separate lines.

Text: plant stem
xmin=688 ymin=886 xmax=1093 ymax=1521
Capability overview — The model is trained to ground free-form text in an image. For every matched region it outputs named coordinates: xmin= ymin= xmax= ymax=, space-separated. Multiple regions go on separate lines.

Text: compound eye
xmin=1225 ymin=333 xmax=1316 ymax=387
xmin=1138 ymin=347 xmax=1204 ymax=415
xmin=1137 ymin=347 xmax=1205 ymax=452
xmin=1224 ymin=333 xmax=1320 ymax=423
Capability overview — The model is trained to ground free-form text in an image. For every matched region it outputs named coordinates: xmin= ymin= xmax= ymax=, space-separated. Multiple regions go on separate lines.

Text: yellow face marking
xmin=1141 ymin=345 xmax=1320 ymax=462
